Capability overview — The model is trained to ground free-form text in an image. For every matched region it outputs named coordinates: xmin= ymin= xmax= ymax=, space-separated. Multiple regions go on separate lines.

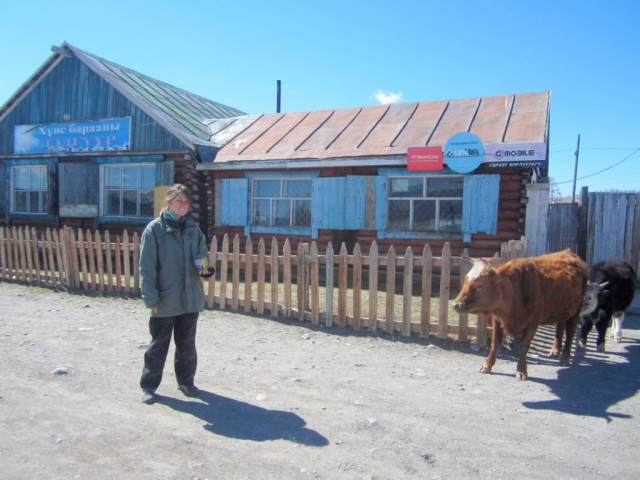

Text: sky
xmin=1 ymin=0 xmax=638 ymax=197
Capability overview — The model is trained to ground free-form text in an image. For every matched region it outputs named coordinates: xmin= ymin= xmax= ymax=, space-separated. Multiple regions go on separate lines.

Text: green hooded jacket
xmin=139 ymin=214 xmax=209 ymax=317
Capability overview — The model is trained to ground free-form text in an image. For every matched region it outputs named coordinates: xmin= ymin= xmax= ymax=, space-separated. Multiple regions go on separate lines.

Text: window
xmin=251 ymin=178 xmax=312 ymax=228
xmin=101 ymin=164 xmax=154 ymax=218
xmin=11 ymin=165 xmax=48 ymax=214
xmin=387 ymin=176 xmax=463 ymax=232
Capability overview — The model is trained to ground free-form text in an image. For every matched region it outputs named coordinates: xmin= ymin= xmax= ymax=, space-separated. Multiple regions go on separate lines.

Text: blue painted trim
xmin=245 ymin=170 xmax=320 ymax=179
xmin=91 ymin=155 xmax=164 ymax=164
xmin=377 ymin=166 xmax=458 ymax=177
xmin=4 ymin=158 xmax=58 ymax=166
xmin=247 ymin=226 xmax=312 ymax=237
xmin=383 ymin=231 xmax=463 ymax=240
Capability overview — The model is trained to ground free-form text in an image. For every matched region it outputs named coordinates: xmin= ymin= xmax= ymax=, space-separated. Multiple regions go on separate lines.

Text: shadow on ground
xmin=520 ymin=320 xmax=640 ymax=422
xmin=156 ymin=391 xmax=329 ymax=446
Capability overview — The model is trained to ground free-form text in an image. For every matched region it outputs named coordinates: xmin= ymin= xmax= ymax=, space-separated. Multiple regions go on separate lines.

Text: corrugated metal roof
xmin=206 ymin=91 xmax=549 ymax=166
xmin=0 ymin=42 xmax=246 ymax=154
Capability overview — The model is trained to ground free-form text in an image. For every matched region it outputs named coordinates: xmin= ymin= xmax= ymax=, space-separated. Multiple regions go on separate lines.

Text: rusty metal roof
xmin=203 ymin=91 xmax=549 ymax=167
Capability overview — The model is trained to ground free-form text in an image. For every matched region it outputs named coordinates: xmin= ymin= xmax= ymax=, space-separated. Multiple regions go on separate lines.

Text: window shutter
xmin=312 ymin=177 xmax=346 ymax=229
xmin=216 ymin=178 xmax=249 ymax=226
xmin=47 ymin=160 xmax=58 ymax=217
xmin=0 ymin=164 xmax=6 ymax=214
xmin=344 ymin=176 xmax=366 ymax=230
xmin=462 ymin=174 xmax=500 ymax=235
xmin=372 ymin=176 xmax=387 ymax=232
xmin=155 ymin=161 xmax=174 ymax=186
xmin=59 ymin=163 xmax=99 ymax=205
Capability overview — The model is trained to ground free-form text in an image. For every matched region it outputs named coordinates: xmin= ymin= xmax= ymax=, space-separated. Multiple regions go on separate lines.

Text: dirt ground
xmin=1 ymin=281 xmax=639 ymax=480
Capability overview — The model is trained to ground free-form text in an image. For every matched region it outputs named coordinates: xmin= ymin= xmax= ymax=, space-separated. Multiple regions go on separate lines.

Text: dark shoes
xmin=178 ymin=384 xmax=200 ymax=397
xmin=141 ymin=390 xmax=156 ymax=404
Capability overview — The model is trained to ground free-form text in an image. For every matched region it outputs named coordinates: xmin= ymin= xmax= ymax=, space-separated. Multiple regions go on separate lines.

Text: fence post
xmin=270 ymin=237 xmax=279 ymax=318
xmin=438 ymin=242 xmax=451 ymax=339
xmin=402 ymin=247 xmax=413 ymax=337
xmin=420 ymin=244 xmax=432 ymax=338
xmin=297 ymin=242 xmax=309 ymax=322
xmin=242 ymin=236 xmax=252 ymax=312
xmin=325 ymin=242 xmax=334 ymax=327
xmin=368 ymin=242 xmax=378 ymax=332
xmin=352 ymin=243 xmax=362 ymax=330
xmin=284 ymin=239 xmax=292 ymax=319
xmin=338 ymin=243 xmax=348 ymax=328
xmin=310 ymin=241 xmax=320 ymax=325
xmin=385 ymin=245 xmax=396 ymax=334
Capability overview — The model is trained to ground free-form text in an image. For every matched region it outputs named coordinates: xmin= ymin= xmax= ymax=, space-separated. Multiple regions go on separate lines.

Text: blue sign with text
xmin=14 ymin=117 xmax=131 ymax=154
xmin=444 ymin=132 xmax=485 ymax=173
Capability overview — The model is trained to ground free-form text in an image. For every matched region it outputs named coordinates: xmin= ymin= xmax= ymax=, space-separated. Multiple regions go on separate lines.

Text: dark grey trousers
xmin=140 ymin=312 xmax=199 ymax=392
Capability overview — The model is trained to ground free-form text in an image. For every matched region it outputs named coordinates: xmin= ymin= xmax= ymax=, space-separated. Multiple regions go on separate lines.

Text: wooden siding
xmin=0 ymin=57 xmax=187 ymax=155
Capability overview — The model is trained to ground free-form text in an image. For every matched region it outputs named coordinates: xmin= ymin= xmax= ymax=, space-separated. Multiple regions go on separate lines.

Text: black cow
xmin=578 ymin=258 xmax=636 ymax=352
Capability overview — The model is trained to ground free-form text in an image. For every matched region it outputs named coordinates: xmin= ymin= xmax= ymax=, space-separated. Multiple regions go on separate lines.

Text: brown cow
xmin=452 ymin=249 xmax=589 ymax=380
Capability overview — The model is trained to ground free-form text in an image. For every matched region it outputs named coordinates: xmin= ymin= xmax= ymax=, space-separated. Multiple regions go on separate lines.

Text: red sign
xmin=407 ymin=146 xmax=443 ymax=171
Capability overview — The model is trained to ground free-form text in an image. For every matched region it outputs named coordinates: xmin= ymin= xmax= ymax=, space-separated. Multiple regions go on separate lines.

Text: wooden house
xmin=0 ymin=42 xmax=245 ymax=236
xmin=198 ymin=92 xmax=551 ymax=258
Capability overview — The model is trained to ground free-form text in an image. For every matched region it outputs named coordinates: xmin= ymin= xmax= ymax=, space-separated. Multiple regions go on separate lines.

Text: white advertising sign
xmin=484 ymin=142 xmax=547 ymax=168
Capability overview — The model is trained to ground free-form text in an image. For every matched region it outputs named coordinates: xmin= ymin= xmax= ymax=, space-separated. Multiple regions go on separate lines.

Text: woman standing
xmin=138 ymin=184 xmax=214 ymax=404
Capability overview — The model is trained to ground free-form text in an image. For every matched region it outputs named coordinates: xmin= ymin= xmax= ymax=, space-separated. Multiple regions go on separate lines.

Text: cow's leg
xmin=560 ymin=318 xmax=579 ymax=366
xmin=595 ymin=314 xmax=611 ymax=352
xmin=610 ymin=313 xmax=624 ymax=343
xmin=550 ymin=323 xmax=565 ymax=357
xmin=577 ymin=317 xmax=594 ymax=350
xmin=480 ymin=318 xmax=503 ymax=374
xmin=515 ymin=325 xmax=538 ymax=380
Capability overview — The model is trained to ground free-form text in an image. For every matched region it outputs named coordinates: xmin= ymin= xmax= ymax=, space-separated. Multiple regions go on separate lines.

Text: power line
xmin=553 ymin=147 xmax=640 ymax=185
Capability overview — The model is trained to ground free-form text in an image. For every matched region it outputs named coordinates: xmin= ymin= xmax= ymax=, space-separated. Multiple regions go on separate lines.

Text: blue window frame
xmin=100 ymin=164 xmax=155 ymax=219
xmin=11 ymin=165 xmax=48 ymax=214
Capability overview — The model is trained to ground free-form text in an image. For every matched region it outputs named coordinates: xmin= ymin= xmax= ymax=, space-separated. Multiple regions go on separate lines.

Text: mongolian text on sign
xmin=484 ymin=142 xmax=548 ymax=168
xmin=444 ymin=132 xmax=485 ymax=173
xmin=407 ymin=146 xmax=443 ymax=171
xmin=14 ymin=117 xmax=132 ymax=154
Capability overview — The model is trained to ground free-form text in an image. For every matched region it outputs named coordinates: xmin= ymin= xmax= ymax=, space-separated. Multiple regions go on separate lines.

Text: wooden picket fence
xmin=0 ymin=225 xmax=528 ymax=345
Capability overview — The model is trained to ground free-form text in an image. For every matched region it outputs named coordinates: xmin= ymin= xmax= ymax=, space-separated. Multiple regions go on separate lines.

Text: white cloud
xmin=372 ymin=90 xmax=404 ymax=105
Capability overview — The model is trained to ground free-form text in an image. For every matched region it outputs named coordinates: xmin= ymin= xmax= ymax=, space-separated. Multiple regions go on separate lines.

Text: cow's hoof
xmin=576 ymin=339 xmax=586 ymax=350
xmin=615 ymin=336 xmax=622 ymax=343
xmin=597 ymin=343 xmax=605 ymax=353
xmin=548 ymin=349 xmax=560 ymax=357
xmin=479 ymin=366 xmax=491 ymax=374
xmin=558 ymin=357 xmax=570 ymax=367
xmin=515 ymin=371 xmax=528 ymax=381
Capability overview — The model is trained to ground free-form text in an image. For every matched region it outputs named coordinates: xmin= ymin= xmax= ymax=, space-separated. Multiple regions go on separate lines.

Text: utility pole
xmin=572 ymin=134 xmax=580 ymax=203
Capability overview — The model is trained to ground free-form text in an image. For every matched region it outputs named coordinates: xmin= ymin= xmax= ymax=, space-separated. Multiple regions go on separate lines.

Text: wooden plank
xmin=310 ymin=241 xmax=320 ymax=325
xmin=0 ymin=228 xmax=7 ymax=280
xmin=11 ymin=227 xmax=19 ymax=280
xmin=219 ymin=234 xmax=229 ymax=309
xmin=284 ymin=239 xmax=292 ymax=319
xmin=352 ymin=243 xmax=362 ymax=330
xmin=95 ymin=230 xmax=105 ymax=292
xmin=86 ymin=229 xmax=97 ymax=289
xmin=207 ymin=236 xmax=218 ymax=309
xmin=368 ymin=242 xmax=378 ymax=332
xmin=57 ymin=228 xmax=71 ymax=289
xmin=18 ymin=227 xmax=27 ymax=282
xmin=324 ymin=242 xmax=334 ymax=327
xmin=123 ymin=230 xmax=131 ymax=294
xmin=402 ymin=247 xmax=413 ymax=337
xmin=338 ymin=243 xmax=348 ymax=328
xmin=297 ymin=243 xmax=308 ymax=322
xmin=115 ymin=235 xmax=122 ymax=293
xmin=438 ymin=242 xmax=451 ymax=339
xmin=257 ymin=238 xmax=266 ymax=315
xmin=105 ymin=231 xmax=114 ymax=292
xmin=243 ymin=236 xmax=253 ymax=312
xmin=457 ymin=248 xmax=470 ymax=342
xmin=70 ymin=228 xmax=81 ymax=289
xmin=39 ymin=232 xmax=49 ymax=284
xmin=25 ymin=227 xmax=34 ymax=283
xmin=133 ymin=232 xmax=141 ymax=294
xmin=420 ymin=244 xmax=433 ymax=338
xmin=385 ymin=245 xmax=396 ymax=334
xmin=47 ymin=229 xmax=57 ymax=286
xmin=78 ymin=229 xmax=89 ymax=290
xmin=232 ymin=234 xmax=240 ymax=311
xmin=270 ymin=237 xmax=279 ymax=318
xmin=31 ymin=227 xmax=41 ymax=283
